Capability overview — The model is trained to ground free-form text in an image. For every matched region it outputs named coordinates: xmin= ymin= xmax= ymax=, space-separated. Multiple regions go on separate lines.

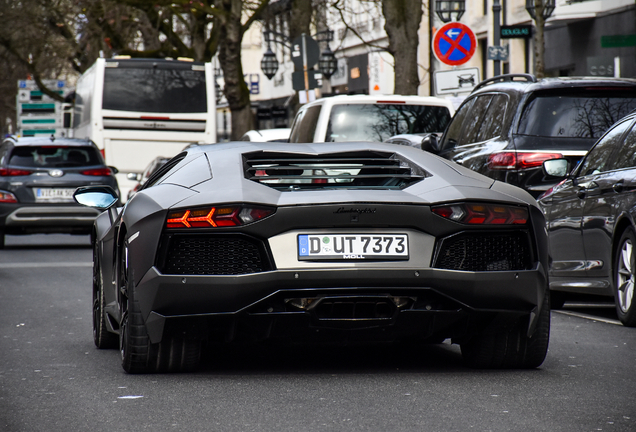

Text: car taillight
xmin=166 ymin=205 xmax=275 ymax=228
xmin=487 ymin=152 xmax=562 ymax=170
xmin=81 ymin=168 xmax=112 ymax=176
xmin=0 ymin=191 xmax=18 ymax=203
xmin=312 ymin=169 xmax=328 ymax=184
xmin=431 ymin=203 xmax=528 ymax=225
xmin=0 ymin=168 xmax=32 ymax=176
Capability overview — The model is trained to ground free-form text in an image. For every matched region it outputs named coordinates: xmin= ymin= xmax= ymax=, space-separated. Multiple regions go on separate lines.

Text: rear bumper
xmin=134 ymin=265 xmax=548 ymax=344
xmin=0 ymin=204 xmax=100 ymax=234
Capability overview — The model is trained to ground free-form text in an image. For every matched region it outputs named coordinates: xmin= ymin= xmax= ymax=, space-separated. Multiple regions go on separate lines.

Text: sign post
xmin=432 ymin=22 xmax=477 ymax=99
xmin=16 ymin=80 xmax=69 ymax=137
xmin=291 ymin=34 xmax=321 ymax=103
xmin=434 ymin=68 xmax=480 ymax=95
xmin=432 ymin=22 xmax=477 ymax=66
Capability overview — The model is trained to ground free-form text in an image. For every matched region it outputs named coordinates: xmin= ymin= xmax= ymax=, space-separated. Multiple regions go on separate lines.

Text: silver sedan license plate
xmin=298 ymin=234 xmax=409 ymax=260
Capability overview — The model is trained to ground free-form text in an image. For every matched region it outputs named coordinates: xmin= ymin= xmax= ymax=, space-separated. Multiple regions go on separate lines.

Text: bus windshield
xmin=102 ymin=66 xmax=207 ymax=113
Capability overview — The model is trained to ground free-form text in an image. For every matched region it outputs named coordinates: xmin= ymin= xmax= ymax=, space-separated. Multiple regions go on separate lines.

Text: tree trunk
xmin=217 ymin=0 xmax=254 ymax=140
xmin=533 ymin=0 xmax=546 ymax=79
xmin=382 ymin=0 xmax=423 ymax=95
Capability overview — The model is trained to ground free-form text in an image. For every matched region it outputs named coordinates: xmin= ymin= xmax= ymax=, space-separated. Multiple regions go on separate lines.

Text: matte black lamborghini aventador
xmin=74 ymin=142 xmax=550 ymax=373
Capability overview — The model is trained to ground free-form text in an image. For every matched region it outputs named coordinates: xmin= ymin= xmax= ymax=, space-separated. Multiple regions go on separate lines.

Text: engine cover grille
xmin=434 ymin=231 xmax=532 ymax=271
xmin=160 ymin=234 xmax=270 ymax=275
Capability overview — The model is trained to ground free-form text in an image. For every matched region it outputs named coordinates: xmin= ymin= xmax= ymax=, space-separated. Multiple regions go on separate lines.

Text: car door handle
xmin=576 ymin=181 xmax=598 ymax=199
xmin=576 ymin=188 xmax=586 ymax=199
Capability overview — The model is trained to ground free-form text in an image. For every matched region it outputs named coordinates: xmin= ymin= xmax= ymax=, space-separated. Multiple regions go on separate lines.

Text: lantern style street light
xmin=260 ymin=28 xmax=337 ymax=81
xmin=525 ymin=0 xmax=556 ymax=20
xmin=318 ymin=46 xmax=337 ymax=79
xmin=260 ymin=47 xmax=279 ymax=80
xmin=435 ymin=0 xmax=466 ymax=23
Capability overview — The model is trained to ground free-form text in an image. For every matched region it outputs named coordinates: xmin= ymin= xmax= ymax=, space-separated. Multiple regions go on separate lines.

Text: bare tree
xmin=331 ymin=0 xmax=425 ymax=95
xmin=528 ymin=0 xmax=549 ymax=78
xmin=0 ymin=0 xmax=272 ymax=140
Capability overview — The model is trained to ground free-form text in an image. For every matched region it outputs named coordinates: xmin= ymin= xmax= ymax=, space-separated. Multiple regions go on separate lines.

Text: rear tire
xmin=460 ymin=291 xmax=551 ymax=369
xmin=0 ymin=229 xmax=5 ymax=249
xmin=614 ymin=228 xmax=636 ymax=327
xmin=93 ymin=241 xmax=118 ymax=349
xmin=119 ymin=241 xmax=201 ymax=373
xmin=550 ymin=290 xmax=567 ymax=310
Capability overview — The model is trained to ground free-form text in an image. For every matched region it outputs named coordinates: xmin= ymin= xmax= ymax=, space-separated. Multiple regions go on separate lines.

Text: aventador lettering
xmin=334 ymin=207 xmax=377 ymax=214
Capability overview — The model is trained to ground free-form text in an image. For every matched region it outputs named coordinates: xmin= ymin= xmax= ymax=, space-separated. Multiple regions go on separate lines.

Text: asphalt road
xmin=1 ymin=234 xmax=635 ymax=432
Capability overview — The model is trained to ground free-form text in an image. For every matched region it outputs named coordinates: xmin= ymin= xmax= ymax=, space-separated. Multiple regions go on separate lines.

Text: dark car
xmin=411 ymin=74 xmax=636 ymax=198
xmin=0 ymin=135 xmax=119 ymax=248
xmin=126 ymin=156 xmax=170 ymax=201
xmin=538 ymin=112 xmax=636 ymax=326
xmin=74 ymin=142 xmax=550 ymax=373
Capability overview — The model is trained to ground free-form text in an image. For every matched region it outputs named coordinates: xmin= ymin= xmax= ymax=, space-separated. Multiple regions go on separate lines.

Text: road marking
xmin=553 ymin=309 xmax=622 ymax=326
xmin=0 ymin=262 xmax=92 ymax=268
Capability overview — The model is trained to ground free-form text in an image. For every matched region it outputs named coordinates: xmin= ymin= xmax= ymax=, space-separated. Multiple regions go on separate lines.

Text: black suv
xmin=0 ymin=136 xmax=120 ymax=248
xmin=413 ymin=74 xmax=636 ymax=198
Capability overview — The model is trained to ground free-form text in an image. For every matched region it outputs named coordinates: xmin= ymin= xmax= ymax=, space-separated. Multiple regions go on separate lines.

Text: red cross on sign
xmin=433 ymin=22 xmax=477 ymax=66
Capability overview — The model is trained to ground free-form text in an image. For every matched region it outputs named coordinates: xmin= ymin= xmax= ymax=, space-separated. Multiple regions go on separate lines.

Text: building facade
xmin=217 ymin=0 xmax=636 ymax=137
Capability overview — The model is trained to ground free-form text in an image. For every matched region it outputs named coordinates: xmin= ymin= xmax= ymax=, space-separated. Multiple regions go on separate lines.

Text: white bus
xmin=72 ymin=57 xmax=216 ymax=198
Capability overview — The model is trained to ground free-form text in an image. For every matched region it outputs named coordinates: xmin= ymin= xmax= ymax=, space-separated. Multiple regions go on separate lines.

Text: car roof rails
xmin=472 ymin=74 xmax=537 ymax=93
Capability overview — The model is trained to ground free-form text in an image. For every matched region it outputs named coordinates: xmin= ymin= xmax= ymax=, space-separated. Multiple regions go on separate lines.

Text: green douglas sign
xmin=501 ymin=25 xmax=533 ymax=39
xmin=601 ymin=35 xmax=636 ymax=48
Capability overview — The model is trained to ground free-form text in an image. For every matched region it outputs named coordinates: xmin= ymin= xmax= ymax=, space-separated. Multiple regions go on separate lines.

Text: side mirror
xmin=420 ymin=133 xmax=440 ymax=153
xmin=543 ymin=158 xmax=569 ymax=178
xmin=127 ymin=172 xmax=141 ymax=181
xmin=74 ymin=185 xmax=119 ymax=210
xmin=109 ymin=166 xmax=119 ymax=175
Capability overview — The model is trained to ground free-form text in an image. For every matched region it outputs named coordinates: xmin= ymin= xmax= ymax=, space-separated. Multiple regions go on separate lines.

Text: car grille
xmin=434 ymin=231 xmax=532 ymax=271
xmin=159 ymin=234 xmax=271 ymax=275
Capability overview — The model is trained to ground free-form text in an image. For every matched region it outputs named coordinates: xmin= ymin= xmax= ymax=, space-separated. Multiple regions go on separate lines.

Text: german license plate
xmin=34 ymin=188 xmax=76 ymax=202
xmin=298 ymin=234 xmax=409 ymax=260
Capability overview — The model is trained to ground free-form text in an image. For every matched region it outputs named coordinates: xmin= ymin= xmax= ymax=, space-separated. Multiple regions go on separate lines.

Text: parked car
xmin=288 ymin=95 xmax=455 ymax=143
xmin=538 ymin=111 xmax=636 ymax=326
xmin=126 ymin=156 xmax=170 ymax=201
xmin=414 ymin=74 xmax=636 ymax=198
xmin=0 ymin=135 xmax=119 ymax=248
xmin=386 ymin=133 xmax=443 ymax=150
xmin=74 ymin=141 xmax=550 ymax=373
xmin=240 ymin=128 xmax=291 ymax=142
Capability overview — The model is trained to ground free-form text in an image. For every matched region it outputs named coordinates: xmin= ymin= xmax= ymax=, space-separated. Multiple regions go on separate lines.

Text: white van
xmin=288 ymin=94 xmax=454 ymax=143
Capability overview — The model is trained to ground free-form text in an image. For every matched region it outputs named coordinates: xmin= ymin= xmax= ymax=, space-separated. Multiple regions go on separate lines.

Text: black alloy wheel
xmin=93 ymin=240 xmax=118 ymax=348
xmin=119 ymin=240 xmax=153 ymax=373
xmin=614 ymin=228 xmax=636 ymax=327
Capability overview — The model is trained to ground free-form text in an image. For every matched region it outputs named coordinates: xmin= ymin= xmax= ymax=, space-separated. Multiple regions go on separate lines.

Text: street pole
xmin=301 ymin=33 xmax=310 ymax=101
xmin=493 ymin=0 xmax=502 ymax=76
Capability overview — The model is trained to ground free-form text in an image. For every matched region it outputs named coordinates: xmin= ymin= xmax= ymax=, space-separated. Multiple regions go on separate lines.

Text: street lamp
xmin=318 ymin=47 xmax=337 ymax=79
xmin=260 ymin=28 xmax=337 ymax=81
xmin=435 ymin=0 xmax=465 ymax=23
xmin=260 ymin=46 xmax=279 ymax=80
xmin=493 ymin=0 xmax=502 ymax=76
xmin=525 ymin=0 xmax=556 ymax=20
